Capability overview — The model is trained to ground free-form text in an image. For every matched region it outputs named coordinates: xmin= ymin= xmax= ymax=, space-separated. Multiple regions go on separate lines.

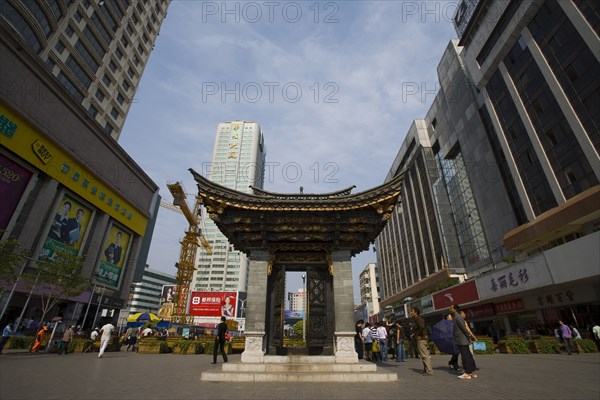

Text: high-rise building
xmin=0 ymin=0 xmax=166 ymax=328
xmin=358 ymin=263 xmax=380 ymax=321
xmin=192 ymin=121 xmax=266 ymax=292
xmin=290 ymin=289 xmax=306 ymax=312
xmin=0 ymin=0 xmax=170 ymax=140
xmin=376 ymin=0 xmax=600 ymax=331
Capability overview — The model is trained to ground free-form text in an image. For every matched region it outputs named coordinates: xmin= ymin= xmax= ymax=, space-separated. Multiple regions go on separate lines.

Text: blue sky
xmin=119 ymin=1 xmax=458 ymax=300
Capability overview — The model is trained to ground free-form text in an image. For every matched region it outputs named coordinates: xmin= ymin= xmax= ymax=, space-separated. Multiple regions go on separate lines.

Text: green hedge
xmin=6 ymin=336 xmax=35 ymax=349
xmin=573 ymin=339 xmax=598 ymax=353
xmin=498 ymin=338 xmax=531 ymax=354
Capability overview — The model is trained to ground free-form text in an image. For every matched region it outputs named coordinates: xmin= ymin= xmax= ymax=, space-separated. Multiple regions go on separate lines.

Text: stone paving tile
xmin=1 ymin=350 xmax=598 ymax=400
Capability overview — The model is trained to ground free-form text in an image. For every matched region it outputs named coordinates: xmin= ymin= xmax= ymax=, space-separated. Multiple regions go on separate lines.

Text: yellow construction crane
xmin=162 ymin=182 xmax=212 ymax=325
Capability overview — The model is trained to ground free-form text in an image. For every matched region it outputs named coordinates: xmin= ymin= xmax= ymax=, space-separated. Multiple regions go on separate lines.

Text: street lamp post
xmin=91 ymin=286 xmax=106 ymax=329
xmin=81 ymin=280 xmax=98 ymax=329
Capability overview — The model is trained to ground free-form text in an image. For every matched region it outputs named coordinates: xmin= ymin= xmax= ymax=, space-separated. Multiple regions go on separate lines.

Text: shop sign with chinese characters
xmin=476 ymin=254 xmax=553 ymax=300
xmin=522 ymin=284 xmax=599 ymax=310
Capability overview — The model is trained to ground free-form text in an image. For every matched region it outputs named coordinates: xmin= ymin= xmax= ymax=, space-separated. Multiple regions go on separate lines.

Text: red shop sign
xmin=433 ymin=280 xmax=479 ymax=309
xmin=465 ymin=303 xmax=495 ymax=319
xmin=495 ymin=298 xmax=524 ymax=314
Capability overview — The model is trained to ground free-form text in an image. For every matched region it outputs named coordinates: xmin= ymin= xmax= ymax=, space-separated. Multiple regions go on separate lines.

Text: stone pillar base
xmin=334 ymin=331 xmax=358 ymax=363
xmin=241 ymin=331 xmax=265 ymax=363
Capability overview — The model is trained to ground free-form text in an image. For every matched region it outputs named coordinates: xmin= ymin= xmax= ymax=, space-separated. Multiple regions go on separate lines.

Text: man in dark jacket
xmin=451 ymin=304 xmax=477 ymax=379
xmin=212 ymin=316 xmax=228 ymax=364
xmin=410 ymin=307 xmax=432 ymax=375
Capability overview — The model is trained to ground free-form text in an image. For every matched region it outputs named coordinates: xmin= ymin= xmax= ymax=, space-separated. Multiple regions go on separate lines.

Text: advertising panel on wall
xmin=433 ymin=280 xmax=479 ymax=310
xmin=97 ymin=222 xmax=131 ymax=288
xmin=544 ymin=231 xmax=600 ymax=284
xmin=284 ymin=310 xmax=305 ymax=319
xmin=39 ymin=192 xmax=94 ymax=260
xmin=0 ymin=105 xmax=148 ymax=235
xmin=522 ymin=284 xmax=599 ymax=310
xmin=476 ymin=254 xmax=554 ymax=300
xmin=157 ymin=285 xmax=177 ymax=321
xmin=0 ymin=153 xmax=33 ymax=231
xmin=189 ymin=291 xmax=238 ymax=317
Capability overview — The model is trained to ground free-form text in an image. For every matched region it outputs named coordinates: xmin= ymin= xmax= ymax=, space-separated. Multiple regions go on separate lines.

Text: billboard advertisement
xmin=157 ymin=285 xmax=177 ymax=321
xmin=189 ymin=291 xmax=237 ymax=317
xmin=0 ymin=153 xmax=33 ymax=231
xmin=97 ymin=223 xmax=131 ymax=288
xmin=284 ymin=310 xmax=305 ymax=319
xmin=39 ymin=192 xmax=93 ymax=261
xmin=432 ymin=280 xmax=480 ymax=310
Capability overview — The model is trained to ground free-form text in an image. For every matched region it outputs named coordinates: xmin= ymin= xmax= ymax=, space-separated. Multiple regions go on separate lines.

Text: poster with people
xmin=39 ymin=193 xmax=93 ymax=260
xmin=97 ymin=223 xmax=131 ymax=288
xmin=189 ymin=291 xmax=238 ymax=317
xmin=0 ymin=154 xmax=33 ymax=231
xmin=157 ymin=285 xmax=177 ymax=321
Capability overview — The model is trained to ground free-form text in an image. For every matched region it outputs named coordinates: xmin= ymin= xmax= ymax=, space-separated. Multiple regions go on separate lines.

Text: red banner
xmin=189 ymin=291 xmax=237 ymax=317
xmin=494 ymin=298 xmax=524 ymax=314
xmin=464 ymin=303 xmax=495 ymax=319
xmin=433 ymin=280 xmax=479 ymax=310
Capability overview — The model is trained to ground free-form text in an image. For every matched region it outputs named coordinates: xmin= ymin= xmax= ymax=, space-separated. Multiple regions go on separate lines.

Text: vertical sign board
xmin=97 ymin=223 xmax=131 ymax=289
xmin=0 ymin=153 xmax=33 ymax=231
xmin=39 ymin=192 xmax=94 ymax=260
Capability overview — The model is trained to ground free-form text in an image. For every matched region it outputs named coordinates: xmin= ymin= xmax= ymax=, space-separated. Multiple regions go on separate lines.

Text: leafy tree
xmin=294 ymin=320 xmax=303 ymax=336
xmin=22 ymin=247 xmax=89 ymax=324
xmin=0 ymin=236 xmax=30 ymax=291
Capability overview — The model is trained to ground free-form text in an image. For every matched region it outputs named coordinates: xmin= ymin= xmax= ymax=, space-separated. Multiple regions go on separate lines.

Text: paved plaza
xmin=1 ymin=349 xmax=598 ymax=400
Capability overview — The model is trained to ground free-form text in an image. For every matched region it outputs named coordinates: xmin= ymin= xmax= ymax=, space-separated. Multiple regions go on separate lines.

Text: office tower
xmin=193 ymin=121 xmax=266 ymax=292
xmin=376 ymin=0 xmax=599 ymax=330
xmin=0 ymin=0 xmax=163 ymax=327
xmin=118 ymin=265 xmax=176 ymax=321
xmin=358 ymin=263 xmax=380 ymax=320
xmin=0 ymin=0 xmax=170 ymax=140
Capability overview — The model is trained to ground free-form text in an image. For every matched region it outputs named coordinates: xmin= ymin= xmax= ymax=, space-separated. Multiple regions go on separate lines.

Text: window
xmin=122 ymin=80 xmax=130 ymax=91
xmin=96 ymin=89 xmax=105 ymax=102
xmin=127 ymin=67 xmax=134 ymax=78
xmin=109 ymin=61 xmax=117 ymax=72
xmin=117 ymin=93 xmax=125 ymax=105
xmin=88 ymin=105 xmax=98 ymax=117
xmin=564 ymin=64 xmax=579 ymax=83
xmin=65 ymin=25 xmax=74 ymax=37
xmin=55 ymin=41 xmax=65 ymax=54
xmin=102 ymin=74 xmax=111 ymax=87
xmin=126 ymin=24 xmax=133 ymax=36
xmin=111 ymin=107 xmax=119 ymax=119
xmin=104 ymin=122 xmax=114 ymax=134
xmin=115 ymin=47 xmax=123 ymax=60
xmin=75 ymin=11 xmax=82 ymax=22
xmin=120 ymin=36 xmax=128 ymax=48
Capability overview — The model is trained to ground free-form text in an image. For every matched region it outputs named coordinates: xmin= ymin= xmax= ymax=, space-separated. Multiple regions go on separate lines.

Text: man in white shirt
xmin=98 ymin=322 xmax=115 ymax=358
xmin=90 ymin=328 xmax=99 ymax=341
xmin=377 ymin=322 xmax=389 ymax=361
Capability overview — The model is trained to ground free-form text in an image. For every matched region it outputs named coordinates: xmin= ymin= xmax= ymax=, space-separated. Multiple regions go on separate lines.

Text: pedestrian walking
xmin=212 ymin=316 xmax=228 ymax=364
xmin=559 ymin=321 xmax=573 ymax=355
xmin=410 ymin=307 xmax=433 ymax=375
xmin=377 ymin=322 xmax=389 ymax=361
xmin=0 ymin=322 xmax=13 ymax=354
xmin=126 ymin=327 xmax=139 ymax=352
xmin=98 ymin=321 xmax=115 ymax=358
xmin=58 ymin=325 xmax=75 ymax=355
xmin=31 ymin=326 xmax=48 ymax=352
xmin=592 ymin=322 xmax=600 ymax=350
xmin=451 ymin=304 xmax=477 ymax=379
xmin=446 ymin=313 xmax=461 ymax=371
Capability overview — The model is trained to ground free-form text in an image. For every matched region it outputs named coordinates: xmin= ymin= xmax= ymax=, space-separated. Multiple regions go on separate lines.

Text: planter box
xmin=137 ymin=343 xmax=162 ymax=354
xmin=172 ymin=345 xmax=197 ymax=355
xmin=498 ymin=343 xmax=512 ymax=354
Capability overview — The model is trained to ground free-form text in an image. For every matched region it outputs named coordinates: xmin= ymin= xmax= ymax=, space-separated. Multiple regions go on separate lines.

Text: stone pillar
xmin=332 ymin=250 xmax=358 ymax=363
xmin=241 ymin=249 xmax=269 ymax=363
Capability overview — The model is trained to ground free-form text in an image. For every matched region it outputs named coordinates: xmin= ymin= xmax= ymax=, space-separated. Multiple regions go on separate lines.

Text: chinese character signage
xmin=96 ymin=223 xmax=131 ymax=288
xmin=522 ymin=284 xmax=598 ymax=310
xmin=39 ymin=193 xmax=94 ymax=260
xmin=189 ymin=291 xmax=238 ymax=317
xmin=0 ymin=153 xmax=32 ymax=230
xmin=476 ymin=254 xmax=553 ymax=300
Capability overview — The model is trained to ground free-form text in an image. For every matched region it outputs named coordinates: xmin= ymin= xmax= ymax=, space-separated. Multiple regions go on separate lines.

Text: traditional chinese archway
xmin=190 ymin=169 xmax=403 ymax=364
